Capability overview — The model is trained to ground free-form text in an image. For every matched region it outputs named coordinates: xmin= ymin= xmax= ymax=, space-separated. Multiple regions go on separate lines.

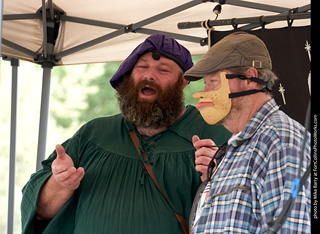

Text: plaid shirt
xmin=191 ymin=99 xmax=311 ymax=233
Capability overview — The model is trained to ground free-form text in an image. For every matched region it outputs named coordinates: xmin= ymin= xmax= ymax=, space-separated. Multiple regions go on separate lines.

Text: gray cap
xmin=184 ymin=31 xmax=272 ymax=81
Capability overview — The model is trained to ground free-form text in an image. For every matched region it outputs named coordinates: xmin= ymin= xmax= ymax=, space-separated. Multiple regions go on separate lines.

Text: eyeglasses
xmin=206 ymin=143 xmax=228 ymax=181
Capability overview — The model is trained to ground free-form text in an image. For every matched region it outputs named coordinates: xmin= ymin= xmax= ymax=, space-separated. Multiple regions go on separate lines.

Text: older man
xmin=21 ymin=34 xmax=231 ymax=234
xmin=184 ymin=31 xmax=311 ymax=233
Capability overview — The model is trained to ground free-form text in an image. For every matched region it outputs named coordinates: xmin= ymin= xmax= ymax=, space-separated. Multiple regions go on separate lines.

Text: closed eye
xmin=158 ymin=65 xmax=172 ymax=73
xmin=159 ymin=68 xmax=169 ymax=73
xmin=137 ymin=65 xmax=148 ymax=69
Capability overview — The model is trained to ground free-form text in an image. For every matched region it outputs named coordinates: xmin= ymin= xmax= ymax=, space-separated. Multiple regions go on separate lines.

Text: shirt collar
xmin=168 ymin=105 xmax=205 ymax=141
xmin=229 ymin=98 xmax=279 ymax=147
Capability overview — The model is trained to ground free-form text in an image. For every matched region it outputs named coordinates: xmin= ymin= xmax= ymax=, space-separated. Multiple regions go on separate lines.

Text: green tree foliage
xmin=77 ymin=62 xmax=121 ymax=123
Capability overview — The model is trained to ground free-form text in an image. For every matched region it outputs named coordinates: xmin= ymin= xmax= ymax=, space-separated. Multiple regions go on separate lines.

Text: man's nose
xmin=143 ymin=67 xmax=157 ymax=81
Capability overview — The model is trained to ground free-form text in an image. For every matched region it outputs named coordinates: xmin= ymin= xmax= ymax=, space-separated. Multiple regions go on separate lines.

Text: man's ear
xmin=182 ymin=78 xmax=190 ymax=89
xmin=245 ymin=67 xmax=259 ymax=87
xmin=245 ymin=67 xmax=258 ymax=78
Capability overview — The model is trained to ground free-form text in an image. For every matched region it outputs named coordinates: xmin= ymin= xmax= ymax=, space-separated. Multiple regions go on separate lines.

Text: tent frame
xmin=4 ymin=56 xmax=19 ymax=234
xmin=2 ymin=1 xmax=310 ymax=234
xmin=3 ymin=0 xmax=309 ymax=63
xmin=178 ymin=11 xmax=310 ymax=30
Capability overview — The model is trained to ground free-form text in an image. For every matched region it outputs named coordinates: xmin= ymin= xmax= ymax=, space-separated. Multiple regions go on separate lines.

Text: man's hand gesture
xmin=192 ymin=135 xmax=218 ymax=182
xmin=51 ymin=144 xmax=85 ymax=190
xmin=36 ymin=145 xmax=85 ymax=220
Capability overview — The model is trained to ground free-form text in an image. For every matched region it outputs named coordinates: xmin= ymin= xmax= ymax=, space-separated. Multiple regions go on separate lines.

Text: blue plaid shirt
xmin=191 ymin=99 xmax=311 ymax=233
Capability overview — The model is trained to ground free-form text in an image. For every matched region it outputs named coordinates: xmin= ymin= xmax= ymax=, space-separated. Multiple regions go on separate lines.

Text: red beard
xmin=117 ymin=75 xmax=185 ymax=129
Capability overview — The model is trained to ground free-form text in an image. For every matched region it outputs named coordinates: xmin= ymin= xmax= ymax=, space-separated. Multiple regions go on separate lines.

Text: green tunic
xmin=21 ymin=106 xmax=231 ymax=234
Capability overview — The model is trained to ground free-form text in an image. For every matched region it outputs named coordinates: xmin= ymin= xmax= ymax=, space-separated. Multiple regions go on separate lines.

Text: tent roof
xmin=2 ymin=0 xmax=310 ymax=65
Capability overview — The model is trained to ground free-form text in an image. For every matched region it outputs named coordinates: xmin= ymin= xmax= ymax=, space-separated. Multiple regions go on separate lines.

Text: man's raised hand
xmin=51 ymin=144 xmax=85 ymax=190
xmin=192 ymin=135 xmax=218 ymax=182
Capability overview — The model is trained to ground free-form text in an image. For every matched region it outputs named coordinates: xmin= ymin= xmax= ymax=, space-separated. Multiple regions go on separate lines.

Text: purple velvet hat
xmin=110 ymin=33 xmax=193 ymax=89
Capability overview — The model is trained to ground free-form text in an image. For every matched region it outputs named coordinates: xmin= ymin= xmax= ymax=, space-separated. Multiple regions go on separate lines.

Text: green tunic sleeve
xmin=21 ymin=106 xmax=231 ymax=234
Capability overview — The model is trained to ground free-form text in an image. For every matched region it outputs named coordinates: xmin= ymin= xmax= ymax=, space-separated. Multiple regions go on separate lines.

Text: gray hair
xmin=227 ymin=67 xmax=278 ymax=91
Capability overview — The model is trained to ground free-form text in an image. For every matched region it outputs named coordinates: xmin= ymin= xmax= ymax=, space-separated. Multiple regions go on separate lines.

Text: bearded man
xmin=21 ymin=34 xmax=231 ymax=234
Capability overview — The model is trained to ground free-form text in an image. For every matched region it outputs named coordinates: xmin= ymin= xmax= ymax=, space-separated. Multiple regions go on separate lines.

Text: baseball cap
xmin=184 ymin=31 xmax=272 ymax=81
xmin=110 ymin=33 xmax=193 ymax=89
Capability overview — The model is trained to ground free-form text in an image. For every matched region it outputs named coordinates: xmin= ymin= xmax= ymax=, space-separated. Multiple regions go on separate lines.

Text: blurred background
xmin=0 ymin=56 xmax=204 ymax=233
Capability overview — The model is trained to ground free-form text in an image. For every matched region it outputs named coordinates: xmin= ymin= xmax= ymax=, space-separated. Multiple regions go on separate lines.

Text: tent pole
xmin=0 ymin=0 xmax=3 ymax=53
xmin=238 ymin=4 xmax=311 ymax=30
xmin=36 ymin=61 xmax=53 ymax=171
xmin=41 ymin=0 xmax=48 ymax=59
xmin=178 ymin=12 xmax=311 ymax=29
xmin=224 ymin=0 xmax=289 ymax=13
xmin=2 ymin=39 xmax=39 ymax=58
xmin=7 ymin=58 xmax=19 ymax=234
xmin=36 ymin=0 xmax=56 ymax=170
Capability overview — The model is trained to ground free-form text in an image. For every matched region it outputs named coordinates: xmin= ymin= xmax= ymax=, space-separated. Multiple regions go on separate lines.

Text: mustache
xmin=135 ymin=80 xmax=162 ymax=93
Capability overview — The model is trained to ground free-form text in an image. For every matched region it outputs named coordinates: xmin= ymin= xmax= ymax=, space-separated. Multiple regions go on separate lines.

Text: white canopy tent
xmin=2 ymin=0 xmax=310 ymax=64
xmin=1 ymin=0 xmax=310 ymax=233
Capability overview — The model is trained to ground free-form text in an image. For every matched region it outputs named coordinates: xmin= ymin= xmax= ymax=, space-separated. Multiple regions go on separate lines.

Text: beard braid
xmin=117 ymin=75 xmax=185 ymax=129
